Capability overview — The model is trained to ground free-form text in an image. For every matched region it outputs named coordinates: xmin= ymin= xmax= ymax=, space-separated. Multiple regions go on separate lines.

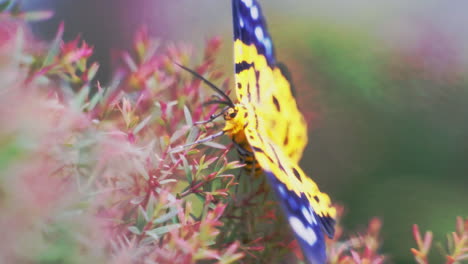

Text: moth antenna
xmin=174 ymin=62 xmax=235 ymax=107
xmin=203 ymin=100 xmax=233 ymax=107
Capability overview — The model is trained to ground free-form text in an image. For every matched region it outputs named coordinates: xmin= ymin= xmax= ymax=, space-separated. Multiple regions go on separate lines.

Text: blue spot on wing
xmin=232 ymin=0 xmax=276 ymax=66
xmin=265 ymin=171 xmax=328 ymax=264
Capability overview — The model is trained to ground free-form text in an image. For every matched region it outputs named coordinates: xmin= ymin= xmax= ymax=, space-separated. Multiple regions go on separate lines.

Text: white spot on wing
xmin=250 ymin=5 xmax=259 ymax=19
xmin=289 ymin=216 xmax=317 ymax=245
xmin=242 ymin=0 xmax=253 ymax=7
xmin=263 ymin=38 xmax=272 ymax=55
xmin=302 ymin=206 xmax=317 ymax=225
xmin=239 ymin=17 xmax=244 ymax=27
xmin=255 ymin=26 xmax=264 ymax=40
xmin=277 ymin=185 xmax=286 ymax=197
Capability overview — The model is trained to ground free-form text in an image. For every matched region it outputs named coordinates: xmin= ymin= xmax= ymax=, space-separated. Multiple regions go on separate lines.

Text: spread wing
xmin=242 ymin=105 xmax=336 ymax=263
xmin=231 ymin=1 xmax=336 ymax=262
xmin=232 ymin=0 xmax=308 ymax=162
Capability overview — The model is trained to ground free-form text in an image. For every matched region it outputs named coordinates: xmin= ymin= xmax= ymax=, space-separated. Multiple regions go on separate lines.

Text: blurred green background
xmin=25 ymin=0 xmax=468 ymax=262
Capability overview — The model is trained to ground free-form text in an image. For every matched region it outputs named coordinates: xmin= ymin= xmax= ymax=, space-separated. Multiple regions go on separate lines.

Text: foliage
xmin=0 ymin=6 xmax=465 ymax=264
xmin=0 ymin=8 xmax=245 ymax=263
xmin=412 ymin=217 xmax=468 ymax=264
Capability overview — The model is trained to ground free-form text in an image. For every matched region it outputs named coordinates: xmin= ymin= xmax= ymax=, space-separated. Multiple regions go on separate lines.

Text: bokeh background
xmin=24 ymin=0 xmax=468 ymax=262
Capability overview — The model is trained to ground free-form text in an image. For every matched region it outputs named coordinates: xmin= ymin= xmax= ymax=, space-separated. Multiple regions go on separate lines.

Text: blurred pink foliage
xmin=411 ymin=217 xmax=468 ymax=264
xmin=0 ymin=9 xmax=244 ymax=263
xmin=326 ymin=206 xmax=385 ymax=264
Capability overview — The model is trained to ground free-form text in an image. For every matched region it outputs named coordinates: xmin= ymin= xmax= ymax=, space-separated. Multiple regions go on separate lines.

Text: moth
xmin=177 ymin=0 xmax=336 ymax=263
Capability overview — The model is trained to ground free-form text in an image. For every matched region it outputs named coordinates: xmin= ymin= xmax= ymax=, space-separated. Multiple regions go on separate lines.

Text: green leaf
xmin=0 ymin=138 xmax=23 ymax=171
xmin=21 ymin=10 xmax=54 ymax=21
xmin=43 ymin=22 xmax=64 ymax=67
xmin=153 ymin=207 xmax=178 ymax=224
xmin=202 ymin=141 xmax=226 ymax=150
xmin=169 ymin=127 xmax=188 ymax=144
xmin=133 ymin=158 xmax=149 ymax=180
xmin=186 ymin=149 xmax=199 ymax=155
xmin=145 ymin=223 xmax=181 ymax=240
xmin=86 ymin=62 xmax=100 ymax=81
xmin=128 ymin=226 xmax=141 ymax=235
xmin=194 ymin=192 xmax=206 ymax=203
xmin=122 ymin=52 xmax=138 ymax=72
xmin=70 ymin=85 xmax=90 ymax=111
xmin=168 ymin=145 xmax=185 ymax=154
xmin=194 ymin=155 xmax=208 ymax=180
xmin=165 ymin=101 xmax=178 ymax=119
xmin=136 ymin=205 xmax=148 ymax=230
xmin=186 ymin=126 xmax=200 ymax=144
xmin=133 ymin=114 xmax=152 ymax=134
xmin=224 ymin=161 xmax=244 ymax=171
xmin=145 ymin=194 xmax=157 ymax=220
xmin=130 ymin=196 xmax=145 ymax=205
xmin=183 ymin=105 xmax=193 ymax=125
xmin=9 ymin=1 xmax=19 ymax=15
xmin=0 ymin=1 xmax=11 ymax=12
xmin=219 ymin=252 xmax=244 ymax=264
xmin=181 ymin=154 xmax=192 ymax=183
xmin=86 ymin=87 xmax=104 ymax=111
xmin=138 ymin=205 xmax=150 ymax=223
xmin=159 ymin=179 xmax=177 ymax=185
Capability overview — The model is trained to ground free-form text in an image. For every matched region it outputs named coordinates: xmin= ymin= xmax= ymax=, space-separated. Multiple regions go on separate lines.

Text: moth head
xmin=223 ymin=107 xmax=238 ymax=121
xmin=222 ymin=106 xmax=249 ymax=136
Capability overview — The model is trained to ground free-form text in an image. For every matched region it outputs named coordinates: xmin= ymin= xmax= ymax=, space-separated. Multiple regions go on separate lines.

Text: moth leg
xmin=194 ymin=106 xmax=228 ymax=125
xmin=170 ymin=130 xmax=225 ymax=153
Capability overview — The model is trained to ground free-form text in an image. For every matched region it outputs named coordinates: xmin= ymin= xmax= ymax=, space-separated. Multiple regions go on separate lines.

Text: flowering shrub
xmin=411 ymin=217 xmax=468 ymax=264
xmin=0 ymin=7 xmax=246 ymax=263
xmin=0 ymin=5 xmax=466 ymax=264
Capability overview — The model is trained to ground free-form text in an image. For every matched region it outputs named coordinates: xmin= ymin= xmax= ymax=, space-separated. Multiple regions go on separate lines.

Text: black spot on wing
xmin=254 ymin=113 xmax=259 ymax=130
xmin=252 ymin=146 xmax=264 ymax=153
xmin=292 ymin=168 xmax=301 ymax=182
xmin=232 ymin=0 xmax=275 ymax=66
xmin=235 ymin=61 xmax=254 ymax=74
xmin=272 ymin=96 xmax=280 ymax=111
xmin=252 ymin=145 xmax=275 ymax=164
xmin=269 ymin=143 xmax=286 ymax=173
xmin=283 ymin=125 xmax=289 ymax=146
xmin=319 ymin=215 xmax=336 ymax=239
